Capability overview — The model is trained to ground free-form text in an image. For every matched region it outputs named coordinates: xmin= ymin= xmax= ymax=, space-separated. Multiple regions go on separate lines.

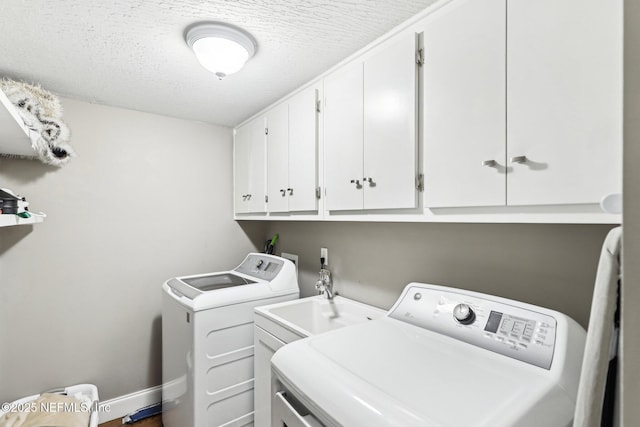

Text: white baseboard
xmin=98 ymin=385 xmax=162 ymax=423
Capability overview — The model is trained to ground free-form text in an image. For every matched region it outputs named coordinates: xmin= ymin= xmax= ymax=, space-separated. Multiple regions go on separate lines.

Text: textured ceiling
xmin=0 ymin=0 xmax=437 ymax=127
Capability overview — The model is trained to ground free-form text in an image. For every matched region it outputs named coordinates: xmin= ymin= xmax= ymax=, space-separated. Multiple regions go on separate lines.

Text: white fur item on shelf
xmin=0 ymin=78 xmax=75 ymax=166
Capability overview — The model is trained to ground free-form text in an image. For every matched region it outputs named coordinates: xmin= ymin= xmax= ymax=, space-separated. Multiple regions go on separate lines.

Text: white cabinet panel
xmin=234 ymin=124 xmax=251 ymax=214
xmin=363 ymin=31 xmax=418 ymax=210
xmin=324 ymin=61 xmax=364 ymax=211
xmin=424 ymin=0 xmax=506 ymax=208
xmin=246 ymin=118 xmax=267 ymax=213
xmin=265 ymin=86 xmax=319 ymax=214
xmin=423 ymin=0 xmax=621 ymax=209
xmin=325 ymin=31 xmax=418 ymax=212
xmin=234 ymin=116 xmax=266 ymax=214
xmin=266 ymin=104 xmax=289 ymax=213
xmin=288 ymin=87 xmax=319 ymax=212
xmin=507 ymin=0 xmax=622 ymax=206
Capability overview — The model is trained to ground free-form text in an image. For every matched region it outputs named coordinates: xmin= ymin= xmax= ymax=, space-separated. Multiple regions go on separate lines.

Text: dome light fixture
xmin=185 ymin=22 xmax=257 ymax=79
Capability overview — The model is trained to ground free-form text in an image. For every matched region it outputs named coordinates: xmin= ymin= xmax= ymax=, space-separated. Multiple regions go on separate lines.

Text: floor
xmin=99 ymin=414 xmax=162 ymax=427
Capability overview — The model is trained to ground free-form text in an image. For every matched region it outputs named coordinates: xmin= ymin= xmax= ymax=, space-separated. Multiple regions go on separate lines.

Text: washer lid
xmin=181 ymin=273 xmax=256 ymax=291
xmin=165 ymin=272 xmax=260 ymax=301
xmin=272 ymin=318 xmax=575 ymax=427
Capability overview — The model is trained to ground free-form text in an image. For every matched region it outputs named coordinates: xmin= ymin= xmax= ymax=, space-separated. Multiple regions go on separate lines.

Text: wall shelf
xmin=0 ymin=214 xmax=45 ymax=227
xmin=0 ymin=87 xmax=38 ymax=157
xmin=0 ymin=88 xmax=46 ymax=228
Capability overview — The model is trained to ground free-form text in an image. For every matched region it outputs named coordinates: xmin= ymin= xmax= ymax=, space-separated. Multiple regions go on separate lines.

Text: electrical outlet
xmin=321 ymin=247 xmax=328 ymax=266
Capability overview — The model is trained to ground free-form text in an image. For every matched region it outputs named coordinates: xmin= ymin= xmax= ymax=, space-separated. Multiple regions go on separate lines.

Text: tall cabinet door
xmin=363 ymin=31 xmax=419 ymax=210
xmin=244 ymin=116 xmax=267 ymax=213
xmin=424 ymin=0 xmax=506 ymax=208
xmin=288 ymin=86 xmax=319 ymax=212
xmin=507 ymin=0 xmax=622 ymax=205
xmin=234 ymin=123 xmax=251 ymax=214
xmin=324 ymin=61 xmax=364 ymax=211
xmin=266 ymin=104 xmax=290 ymax=213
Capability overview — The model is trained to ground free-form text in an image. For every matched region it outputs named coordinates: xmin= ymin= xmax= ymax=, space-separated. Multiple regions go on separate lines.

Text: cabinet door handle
xmin=510 ymin=155 xmax=527 ymax=164
xmin=363 ymin=177 xmax=376 ymax=187
xmin=280 ymin=189 xmax=286 ymax=196
xmin=482 ymin=160 xmax=497 ymax=167
xmin=246 ymin=194 xmax=251 ymax=200
xmin=350 ymin=179 xmax=360 ymax=185
xmin=287 ymin=188 xmax=293 ymax=195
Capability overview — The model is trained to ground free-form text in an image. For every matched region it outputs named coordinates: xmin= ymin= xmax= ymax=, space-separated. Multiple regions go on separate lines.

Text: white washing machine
xmin=271 ymin=282 xmax=586 ymax=427
xmin=162 ymin=253 xmax=299 ymax=427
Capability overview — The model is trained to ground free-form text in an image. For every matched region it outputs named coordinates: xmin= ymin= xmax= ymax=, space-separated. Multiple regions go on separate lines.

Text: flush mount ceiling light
xmin=185 ymin=22 xmax=257 ymax=79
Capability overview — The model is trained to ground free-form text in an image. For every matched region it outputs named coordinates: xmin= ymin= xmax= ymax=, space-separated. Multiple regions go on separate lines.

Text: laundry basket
xmin=0 ymin=384 xmax=99 ymax=427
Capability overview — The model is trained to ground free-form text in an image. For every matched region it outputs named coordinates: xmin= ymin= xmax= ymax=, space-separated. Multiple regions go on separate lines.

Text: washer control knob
xmin=256 ymin=259 xmax=264 ymax=269
xmin=453 ymin=303 xmax=476 ymax=325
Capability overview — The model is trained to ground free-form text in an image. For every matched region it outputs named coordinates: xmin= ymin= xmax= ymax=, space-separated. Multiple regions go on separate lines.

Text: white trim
xmin=97 ymin=385 xmax=162 ymax=424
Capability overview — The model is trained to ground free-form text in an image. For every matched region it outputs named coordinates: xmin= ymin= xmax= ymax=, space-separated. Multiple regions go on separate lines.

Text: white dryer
xmin=162 ymin=253 xmax=298 ymax=427
xmin=271 ymin=282 xmax=586 ymax=427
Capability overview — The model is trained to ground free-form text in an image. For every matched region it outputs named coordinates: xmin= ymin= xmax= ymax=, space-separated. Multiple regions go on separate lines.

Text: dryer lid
xmin=272 ymin=318 xmax=575 ymax=427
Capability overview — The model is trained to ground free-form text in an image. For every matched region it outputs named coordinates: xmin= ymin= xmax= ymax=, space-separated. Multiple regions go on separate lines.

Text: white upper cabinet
xmin=363 ymin=31 xmax=419 ymax=210
xmin=324 ymin=61 xmax=364 ymax=211
xmin=424 ymin=0 xmax=622 ymax=209
xmin=266 ymin=103 xmax=290 ymax=213
xmin=266 ymin=86 xmax=319 ymax=214
xmin=288 ymin=86 xmax=319 ymax=212
xmin=234 ymin=116 xmax=266 ymax=214
xmin=424 ymin=0 xmax=506 ymax=208
xmin=506 ymin=0 xmax=622 ymax=206
xmin=325 ymin=31 xmax=418 ymax=211
xmin=233 ymin=0 xmax=621 ymax=223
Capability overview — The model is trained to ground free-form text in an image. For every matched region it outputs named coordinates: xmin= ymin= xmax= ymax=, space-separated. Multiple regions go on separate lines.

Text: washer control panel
xmin=235 ymin=254 xmax=284 ymax=281
xmin=389 ymin=284 xmax=557 ymax=369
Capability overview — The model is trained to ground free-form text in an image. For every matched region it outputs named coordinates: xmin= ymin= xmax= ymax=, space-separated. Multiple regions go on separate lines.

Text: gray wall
xmin=623 ymin=0 xmax=640 ymax=423
xmin=266 ymin=221 xmax=615 ymax=329
xmin=0 ymin=99 xmax=266 ymax=403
